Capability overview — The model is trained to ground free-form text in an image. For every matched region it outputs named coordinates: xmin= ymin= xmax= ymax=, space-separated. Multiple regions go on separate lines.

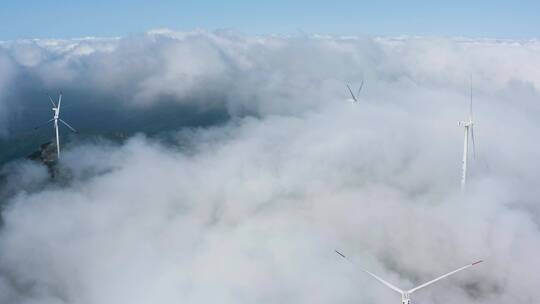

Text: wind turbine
xmin=458 ymin=77 xmax=476 ymax=193
xmin=38 ymin=92 xmax=77 ymax=159
xmin=346 ymin=80 xmax=364 ymax=104
xmin=336 ymin=250 xmax=482 ymax=304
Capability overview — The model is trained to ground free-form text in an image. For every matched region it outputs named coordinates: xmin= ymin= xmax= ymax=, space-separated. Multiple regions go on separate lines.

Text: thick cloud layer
xmin=0 ymin=31 xmax=539 ymax=304
xmin=1 ymin=32 xmax=539 ymax=122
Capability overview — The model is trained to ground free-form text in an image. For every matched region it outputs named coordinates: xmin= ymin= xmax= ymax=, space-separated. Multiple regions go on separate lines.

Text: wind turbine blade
xmin=346 ymin=84 xmax=357 ymax=102
xmin=469 ymin=74 xmax=473 ymax=121
xmin=407 ymin=260 xmax=483 ymax=294
xmin=57 ymin=93 xmax=63 ymax=112
xmin=34 ymin=118 xmax=54 ymax=130
xmin=357 ymin=79 xmax=364 ymax=97
xmin=335 ymin=250 xmax=404 ymax=295
xmin=59 ymin=118 xmax=77 ymax=133
xmin=471 ymin=126 xmax=476 ymax=159
xmin=48 ymin=94 xmax=56 ymax=107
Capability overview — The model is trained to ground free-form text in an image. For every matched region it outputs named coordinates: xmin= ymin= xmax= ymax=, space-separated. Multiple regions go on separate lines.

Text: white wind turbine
xmin=346 ymin=80 xmax=364 ymax=104
xmin=336 ymin=251 xmax=483 ymax=304
xmin=40 ymin=92 xmax=77 ymax=159
xmin=458 ymin=77 xmax=476 ymax=193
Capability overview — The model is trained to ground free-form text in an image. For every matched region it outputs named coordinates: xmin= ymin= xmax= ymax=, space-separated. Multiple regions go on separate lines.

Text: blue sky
xmin=0 ymin=0 xmax=539 ymax=40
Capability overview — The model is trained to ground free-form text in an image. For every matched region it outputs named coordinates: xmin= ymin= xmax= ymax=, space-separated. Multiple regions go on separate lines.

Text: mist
xmin=0 ymin=30 xmax=539 ymax=304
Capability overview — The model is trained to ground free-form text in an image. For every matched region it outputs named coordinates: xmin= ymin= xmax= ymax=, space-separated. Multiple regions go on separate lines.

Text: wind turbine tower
xmin=40 ymin=92 xmax=78 ymax=159
xmin=458 ymin=77 xmax=476 ymax=193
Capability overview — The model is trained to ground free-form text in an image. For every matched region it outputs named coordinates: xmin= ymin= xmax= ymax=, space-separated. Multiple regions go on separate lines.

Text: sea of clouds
xmin=0 ymin=30 xmax=539 ymax=304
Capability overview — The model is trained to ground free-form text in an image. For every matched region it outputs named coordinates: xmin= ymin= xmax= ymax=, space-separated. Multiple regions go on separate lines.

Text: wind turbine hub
xmin=401 ymin=292 xmax=411 ymax=304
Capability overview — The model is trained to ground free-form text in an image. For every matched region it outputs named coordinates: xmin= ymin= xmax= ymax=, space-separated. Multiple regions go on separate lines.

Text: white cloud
xmin=0 ymin=31 xmax=538 ymax=126
xmin=0 ymin=30 xmax=539 ymax=304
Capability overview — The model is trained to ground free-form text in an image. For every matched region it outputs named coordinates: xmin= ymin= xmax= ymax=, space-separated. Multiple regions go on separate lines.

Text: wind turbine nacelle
xmin=401 ymin=293 xmax=411 ymax=304
xmin=347 ymin=98 xmax=357 ymax=103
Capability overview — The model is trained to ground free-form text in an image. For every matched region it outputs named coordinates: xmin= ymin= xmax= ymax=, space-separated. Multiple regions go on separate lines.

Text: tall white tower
xmin=458 ymin=77 xmax=475 ymax=193
xmin=44 ymin=93 xmax=78 ymax=159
